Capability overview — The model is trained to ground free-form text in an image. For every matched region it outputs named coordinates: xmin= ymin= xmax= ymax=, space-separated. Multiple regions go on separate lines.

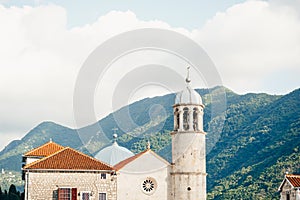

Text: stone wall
xmin=24 ymin=170 xmax=117 ymax=200
xmin=280 ymin=181 xmax=297 ymax=200
xmin=116 ymin=151 xmax=171 ymax=200
xmin=171 ymin=132 xmax=206 ymax=200
xmin=117 ymin=167 xmax=171 ymax=200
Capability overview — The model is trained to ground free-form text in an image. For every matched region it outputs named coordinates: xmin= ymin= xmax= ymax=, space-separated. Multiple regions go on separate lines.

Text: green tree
xmin=8 ymin=185 xmax=17 ymax=196
xmin=8 ymin=185 xmax=19 ymax=200
xmin=1 ymin=190 xmax=9 ymax=200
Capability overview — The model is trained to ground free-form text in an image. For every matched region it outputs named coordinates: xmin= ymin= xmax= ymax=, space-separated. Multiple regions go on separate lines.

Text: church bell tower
xmin=170 ymin=67 xmax=206 ymax=200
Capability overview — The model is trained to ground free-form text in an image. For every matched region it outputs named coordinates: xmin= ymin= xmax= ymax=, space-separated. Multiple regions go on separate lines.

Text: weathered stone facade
xmin=170 ymin=132 xmax=206 ymax=200
xmin=278 ymin=174 xmax=300 ymax=200
xmin=171 ymin=76 xmax=206 ymax=200
xmin=24 ymin=171 xmax=117 ymax=200
xmin=279 ymin=179 xmax=300 ymax=200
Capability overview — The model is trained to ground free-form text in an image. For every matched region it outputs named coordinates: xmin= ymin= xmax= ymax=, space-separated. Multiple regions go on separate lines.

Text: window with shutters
xmin=99 ymin=193 xmax=106 ymax=200
xmin=58 ymin=188 xmax=77 ymax=200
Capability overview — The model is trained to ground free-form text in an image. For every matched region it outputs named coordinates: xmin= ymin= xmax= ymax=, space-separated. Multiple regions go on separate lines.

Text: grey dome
xmin=95 ymin=142 xmax=134 ymax=166
xmin=175 ymin=85 xmax=202 ymax=105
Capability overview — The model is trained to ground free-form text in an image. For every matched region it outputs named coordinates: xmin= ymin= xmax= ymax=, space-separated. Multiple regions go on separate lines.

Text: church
xmin=22 ymin=70 xmax=207 ymax=200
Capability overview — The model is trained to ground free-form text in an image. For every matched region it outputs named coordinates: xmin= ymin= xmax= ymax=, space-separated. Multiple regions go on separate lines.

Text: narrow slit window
xmin=183 ymin=107 xmax=189 ymax=130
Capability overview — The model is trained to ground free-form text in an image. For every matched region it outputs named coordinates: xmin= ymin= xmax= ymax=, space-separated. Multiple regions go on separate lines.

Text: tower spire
xmin=171 ymin=66 xmax=206 ymax=200
xmin=185 ymin=66 xmax=191 ymax=84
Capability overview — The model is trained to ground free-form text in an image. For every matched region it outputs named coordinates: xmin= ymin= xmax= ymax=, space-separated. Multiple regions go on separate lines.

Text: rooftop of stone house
xmin=23 ymin=147 xmax=114 ymax=171
xmin=24 ymin=141 xmax=64 ymax=157
xmin=286 ymin=174 xmax=300 ymax=187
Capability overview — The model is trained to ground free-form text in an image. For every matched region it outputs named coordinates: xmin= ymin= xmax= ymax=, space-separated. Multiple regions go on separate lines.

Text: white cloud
xmin=0 ymin=1 xmax=299 ymax=150
xmin=193 ymin=0 xmax=300 ymax=94
xmin=0 ymin=5 xmax=180 ymax=149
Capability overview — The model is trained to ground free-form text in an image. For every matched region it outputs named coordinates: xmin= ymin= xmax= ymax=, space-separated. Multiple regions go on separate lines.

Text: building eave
xmin=22 ymin=168 xmax=115 ymax=173
xmin=278 ymin=176 xmax=299 ymax=192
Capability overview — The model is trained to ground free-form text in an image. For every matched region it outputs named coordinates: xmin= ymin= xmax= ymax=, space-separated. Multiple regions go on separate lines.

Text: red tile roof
xmin=24 ymin=141 xmax=64 ymax=157
xmin=286 ymin=174 xmax=300 ymax=187
xmin=114 ymin=149 xmax=169 ymax=171
xmin=23 ymin=147 xmax=113 ymax=171
xmin=114 ymin=149 xmax=149 ymax=170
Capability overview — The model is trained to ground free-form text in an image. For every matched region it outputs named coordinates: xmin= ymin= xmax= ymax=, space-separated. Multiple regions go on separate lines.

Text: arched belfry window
xmin=174 ymin=108 xmax=179 ymax=131
xmin=183 ymin=107 xmax=189 ymax=130
xmin=193 ymin=107 xmax=199 ymax=131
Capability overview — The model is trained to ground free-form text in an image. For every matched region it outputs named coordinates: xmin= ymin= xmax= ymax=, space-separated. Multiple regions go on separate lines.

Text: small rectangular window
xmin=99 ymin=193 xmax=106 ymax=200
xmin=100 ymin=173 xmax=106 ymax=179
xmin=81 ymin=192 xmax=90 ymax=200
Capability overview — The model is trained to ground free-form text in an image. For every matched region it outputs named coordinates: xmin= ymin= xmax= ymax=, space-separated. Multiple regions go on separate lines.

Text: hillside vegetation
xmin=0 ymin=86 xmax=299 ymax=199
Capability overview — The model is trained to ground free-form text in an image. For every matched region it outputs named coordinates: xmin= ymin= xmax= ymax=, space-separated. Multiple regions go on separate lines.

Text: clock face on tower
xmin=141 ymin=177 xmax=157 ymax=195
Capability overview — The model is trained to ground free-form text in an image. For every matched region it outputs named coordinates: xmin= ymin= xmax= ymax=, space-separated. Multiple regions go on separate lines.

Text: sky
xmin=0 ymin=0 xmax=299 ymax=150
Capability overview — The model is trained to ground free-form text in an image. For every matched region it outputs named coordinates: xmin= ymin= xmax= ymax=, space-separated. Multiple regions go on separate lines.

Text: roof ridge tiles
xmin=114 ymin=149 xmax=149 ymax=171
xmin=285 ymin=174 xmax=300 ymax=188
xmin=23 ymin=147 xmax=68 ymax=169
xmin=66 ymin=147 xmax=114 ymax=169
xmin=23 ymin=146 xmax=114 ymax=171
xmin=23 ymin=141 xmax=64 ymax=157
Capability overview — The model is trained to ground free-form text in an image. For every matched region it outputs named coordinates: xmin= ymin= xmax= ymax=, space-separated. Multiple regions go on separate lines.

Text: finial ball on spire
xmin=146 ymin=141 xmax=151 ymax=149
xmin=112 ymin=127 xmax=118 ymax=141
xmin=175 ymin=66 xmax=203 ymax=105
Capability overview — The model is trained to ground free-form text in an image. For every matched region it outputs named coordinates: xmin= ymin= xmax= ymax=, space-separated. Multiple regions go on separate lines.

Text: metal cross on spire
xmin=185 ymin=66 xmax=191 ymax=84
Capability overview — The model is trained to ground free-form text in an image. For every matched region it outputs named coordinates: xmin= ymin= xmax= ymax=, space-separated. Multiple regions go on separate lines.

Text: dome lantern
xmin=173 ymin=67 xmax=204 ymax=132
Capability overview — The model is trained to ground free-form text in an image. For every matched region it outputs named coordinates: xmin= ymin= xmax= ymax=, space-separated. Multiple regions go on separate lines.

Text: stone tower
xmin=170 ymin=67 xmax=206 ymax=200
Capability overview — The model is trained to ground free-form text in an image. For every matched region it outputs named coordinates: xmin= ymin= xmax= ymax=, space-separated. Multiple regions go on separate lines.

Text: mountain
xmin=207 ymin=88 xmax=300 ymax=199
xmin=0 ymin=122 xmax=84 ymax=172
xmin=0 ymin=86 xmax=299 ymax=199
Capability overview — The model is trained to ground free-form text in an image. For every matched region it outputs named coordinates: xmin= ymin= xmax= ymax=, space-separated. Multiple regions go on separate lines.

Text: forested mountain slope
xmin=1 ymin=87 xmax=299 ymax=199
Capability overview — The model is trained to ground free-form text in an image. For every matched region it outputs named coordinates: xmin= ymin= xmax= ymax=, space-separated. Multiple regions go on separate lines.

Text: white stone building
xmin=114 ymin=146 xmax=171 ymax=200
xmin=22 ymin=70 xmax=207 ymax=200
xmin=278 ymin=174 xmax=300 ymax=200
xmin=23 ymin=143 xmax=116 ymax=200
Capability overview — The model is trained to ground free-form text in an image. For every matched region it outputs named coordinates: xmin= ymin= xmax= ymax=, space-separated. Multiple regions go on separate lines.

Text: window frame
xmin=99 ymin=192 xmax=107 ymax=200
xmin=81 ymin=191 xmax=91 ymax=200
xmin=57 ymin=187 xmax=77 ymax=200
xmin=100 ymin=173 xmax=107 ymax=179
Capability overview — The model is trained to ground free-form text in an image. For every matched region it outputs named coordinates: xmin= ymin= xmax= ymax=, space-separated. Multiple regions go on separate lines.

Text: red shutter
xmin=57 ymin=189 xmax=61 ymax=200
xmin=72 ymin=188 xmax=77 ymax=200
